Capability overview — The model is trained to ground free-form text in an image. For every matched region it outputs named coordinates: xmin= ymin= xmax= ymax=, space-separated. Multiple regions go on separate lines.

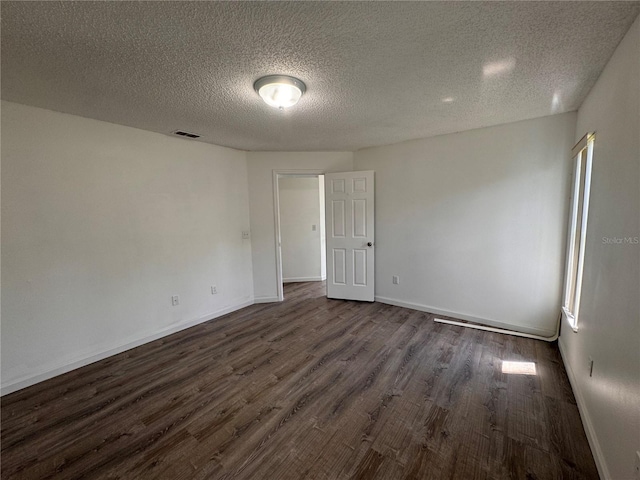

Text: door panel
xmin=353 ymin=199 xmax=367 ymax=237
xmin=333 ymin=249 xmax=347 ymax=285
xmin=353 ymin=249 xmax=367 ymax=286
xmin=325 ymin=171 xmax=375 ymax=301
xmin=331 ymin=178 xmax=345 ymax=194
xmin=332 ymin=200 xmax=346 ymax=237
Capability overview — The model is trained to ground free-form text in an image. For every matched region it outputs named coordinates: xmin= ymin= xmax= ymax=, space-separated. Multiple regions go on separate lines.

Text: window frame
xmin=562 ymin=132 xmax=595 ymax=332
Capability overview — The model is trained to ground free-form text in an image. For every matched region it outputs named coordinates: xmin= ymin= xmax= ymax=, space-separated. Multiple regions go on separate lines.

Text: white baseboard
xmin=283 ymin=276 xmax=324 ymax=283
xmin=0 ymin=299 xmax=254 ymax=397
xmin=558 ymin=338 xmax=609 ymax=480
xmin=374 ymin=295 xmax=555 ymax=337
xmin=253 ymin=296 xmax=281 ymax=304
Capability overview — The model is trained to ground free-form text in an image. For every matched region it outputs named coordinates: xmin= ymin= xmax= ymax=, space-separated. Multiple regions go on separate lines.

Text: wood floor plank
xmin=1 ymin=281 xmax=599 ymax=479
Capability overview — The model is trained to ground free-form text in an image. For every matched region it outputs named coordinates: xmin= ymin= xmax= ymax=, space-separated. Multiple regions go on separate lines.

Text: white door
xmin=324 ymin=171 xmax=375 ymax=301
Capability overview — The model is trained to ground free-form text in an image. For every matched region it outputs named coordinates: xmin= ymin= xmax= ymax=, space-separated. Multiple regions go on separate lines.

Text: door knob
xmin=367 ymin=242 xmax=373 ymax=247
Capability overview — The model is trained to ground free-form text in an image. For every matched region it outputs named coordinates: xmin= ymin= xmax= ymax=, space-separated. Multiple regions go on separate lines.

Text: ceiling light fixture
xmin=254 ymin=75 xmax=306 ymax=110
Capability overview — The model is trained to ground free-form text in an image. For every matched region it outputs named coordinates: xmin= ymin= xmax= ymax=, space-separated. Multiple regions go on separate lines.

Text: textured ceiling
xmin=2 ymin=1 xmax=639 ymax=152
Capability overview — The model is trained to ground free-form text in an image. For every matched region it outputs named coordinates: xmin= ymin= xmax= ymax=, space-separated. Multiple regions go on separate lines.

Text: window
xmin=562 ymin=133 xmax=595 ymax=332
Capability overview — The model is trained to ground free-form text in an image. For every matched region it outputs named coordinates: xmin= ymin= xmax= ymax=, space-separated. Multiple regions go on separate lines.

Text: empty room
xmin=1 ymin=2 xmax=639 ymax=479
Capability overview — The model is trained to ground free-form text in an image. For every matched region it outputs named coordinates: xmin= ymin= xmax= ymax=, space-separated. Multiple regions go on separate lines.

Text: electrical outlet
xmin=634 ymin=450 xmax=640 ymax=480
xmin=392 ymin=275 xmax=400 ymax=285
xmin=242 ymin=231 xmax=250 ymax=239
xmin=211 ymin=285 xmax=218 ymax=295
xmin=312 ymin=224 xmax=317 ymax=231
xmin=171 ymin=295 xmax=179 ymax=306
xmin=588 ymin=357 xmax=594 ymax=377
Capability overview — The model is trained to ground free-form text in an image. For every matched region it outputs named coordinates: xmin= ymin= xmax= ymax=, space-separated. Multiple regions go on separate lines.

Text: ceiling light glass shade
xmin=254 ymin=75 xmax=306 ymax=109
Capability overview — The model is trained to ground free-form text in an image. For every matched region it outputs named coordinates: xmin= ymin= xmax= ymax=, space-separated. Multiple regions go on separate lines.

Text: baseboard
xmin=253 ymin=296 xmax=281 ymax=304
xmin=558 ymin=338 xmax=609 ymax=480
xmin=283 ymin=276 xmax=324 ymax=283
xmin=374 ymin=295 xmax=555 ymax=337
xmin=1 ymin=298 xmax=254 ymax=396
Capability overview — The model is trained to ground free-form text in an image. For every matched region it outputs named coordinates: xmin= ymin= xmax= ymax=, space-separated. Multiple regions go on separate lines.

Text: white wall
xmin=279 ymin=176 xmax=324 ymax=282
xmin=558 ymin=17 xmax=639 ymax=480
xmin=247 ymin=152 xmax=353 ymax=301
xmin=354 ymin=112 xmax=576 ymax=336
xmin=1 ymin=101 xmax=254 ymax=394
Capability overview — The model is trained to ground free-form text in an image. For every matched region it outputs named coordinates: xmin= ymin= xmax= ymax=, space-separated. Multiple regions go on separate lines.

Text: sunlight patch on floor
xmin=502 ymin=360 xmax=537 ymax=375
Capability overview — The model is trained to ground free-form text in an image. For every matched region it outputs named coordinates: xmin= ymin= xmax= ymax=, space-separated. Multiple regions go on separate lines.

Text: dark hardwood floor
xmin=1 ymin=282 xmax=598 ymax=479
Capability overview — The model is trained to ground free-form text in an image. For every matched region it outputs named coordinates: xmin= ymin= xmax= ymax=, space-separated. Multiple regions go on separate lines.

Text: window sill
xmin=562 ymin=307 xmax=579 ymax=333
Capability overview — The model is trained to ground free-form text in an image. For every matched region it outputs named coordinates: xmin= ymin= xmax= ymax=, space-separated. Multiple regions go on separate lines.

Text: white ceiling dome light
xmin=254 ymin=75 xmax=306 ymax=110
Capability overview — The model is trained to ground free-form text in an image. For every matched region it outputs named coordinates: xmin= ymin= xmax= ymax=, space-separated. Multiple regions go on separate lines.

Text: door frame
xmin=272 ymin=169 xmax=326 ymax=301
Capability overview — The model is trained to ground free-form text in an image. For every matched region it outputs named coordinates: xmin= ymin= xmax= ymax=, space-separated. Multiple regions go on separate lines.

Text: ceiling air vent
xmin=172 ymin=130 xmax=200 ymax=139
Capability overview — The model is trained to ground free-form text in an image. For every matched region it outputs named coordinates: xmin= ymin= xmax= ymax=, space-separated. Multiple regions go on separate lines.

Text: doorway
xmin=273 ymin=171 xmax=326 ymax=300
